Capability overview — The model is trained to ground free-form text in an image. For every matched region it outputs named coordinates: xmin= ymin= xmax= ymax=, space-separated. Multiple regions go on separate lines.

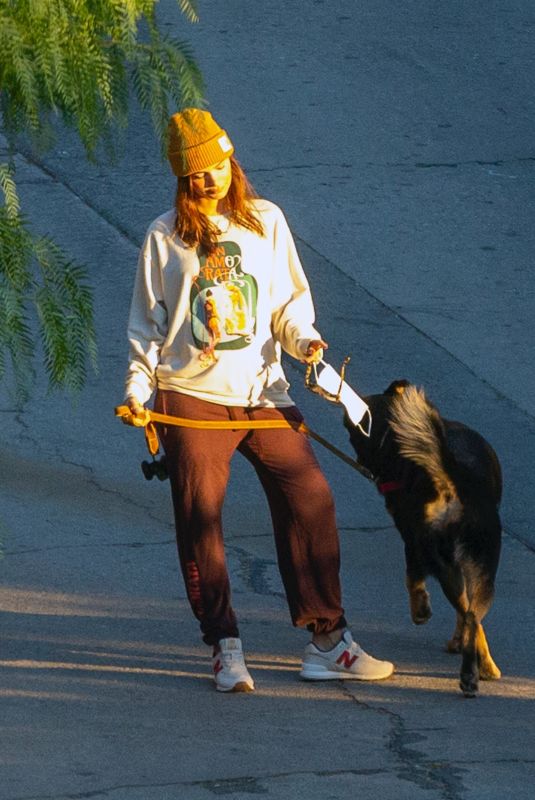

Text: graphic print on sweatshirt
xmin=190 ymin=241 xmax=258 ymax=365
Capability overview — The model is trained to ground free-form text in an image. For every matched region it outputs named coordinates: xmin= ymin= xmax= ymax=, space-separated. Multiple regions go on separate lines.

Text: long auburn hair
xmin=174 ymin=155 xmax=265 ymax=253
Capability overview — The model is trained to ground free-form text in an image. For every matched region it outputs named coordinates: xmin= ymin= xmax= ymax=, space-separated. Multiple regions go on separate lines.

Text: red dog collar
xmin=377 ymin=480 xmax=405 ymax=495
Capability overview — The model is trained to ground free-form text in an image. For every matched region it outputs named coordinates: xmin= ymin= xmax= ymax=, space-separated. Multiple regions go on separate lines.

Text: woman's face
xmin=190 ymin=159 xmax=232 ymax=204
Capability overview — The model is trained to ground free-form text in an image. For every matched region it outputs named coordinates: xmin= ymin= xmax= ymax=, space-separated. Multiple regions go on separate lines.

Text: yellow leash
xmin=114 ymin=405 xmax=374 ymax=481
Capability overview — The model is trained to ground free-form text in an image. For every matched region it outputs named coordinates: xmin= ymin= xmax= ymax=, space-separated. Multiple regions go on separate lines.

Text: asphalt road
xmin=1 ymin=2 xmax=534 ymax=799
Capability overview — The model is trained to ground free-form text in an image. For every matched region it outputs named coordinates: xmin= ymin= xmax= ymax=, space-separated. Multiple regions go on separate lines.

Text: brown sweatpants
xmin=154 ymin=389 xmax=347 ymax=646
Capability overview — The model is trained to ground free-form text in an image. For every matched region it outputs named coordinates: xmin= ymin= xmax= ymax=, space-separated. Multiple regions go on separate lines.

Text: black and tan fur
xmin=345 ymin=380 xmax=502 ymax=697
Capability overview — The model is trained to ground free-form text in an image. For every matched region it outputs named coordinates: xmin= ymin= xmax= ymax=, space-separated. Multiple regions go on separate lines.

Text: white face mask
xmin=312 ymin=361 xmax=372 ymax=436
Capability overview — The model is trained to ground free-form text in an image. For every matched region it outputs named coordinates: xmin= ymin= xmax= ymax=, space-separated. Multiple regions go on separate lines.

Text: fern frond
xmin=35 ymin=285 xmax=70 ymax=390
xmin=0 ymin=278 xmax=35 ymax=400
xmin=33 ymin=234 xmax=98 ymax=391
xmin=0 ymin=163 xmax=21 ymax=218
xmin=0 ymin=206 xmax=33 ymax=291
xmin=0 ymin=189 xmax=98 ymax=400
xmin=159 ymin=36 xmax=205 ymax=107
xmin=176 ymin=0 xmax=199 ymax=24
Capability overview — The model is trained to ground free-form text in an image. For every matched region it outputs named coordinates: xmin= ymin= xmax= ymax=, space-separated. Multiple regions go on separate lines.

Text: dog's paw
xmin=460 ymin=672 xmax=479 ymax=698
xmin=412 ymin=610 xmax=432 ymax=625
xmin=410 ymin=591 xmax=432 ymax=625
xmin=479 ymin=659 xmax=501 ymax=681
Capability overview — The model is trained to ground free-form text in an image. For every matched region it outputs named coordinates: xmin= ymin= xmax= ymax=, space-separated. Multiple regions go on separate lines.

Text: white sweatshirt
xmin=125 ymin=199 xmax=321 ymax=407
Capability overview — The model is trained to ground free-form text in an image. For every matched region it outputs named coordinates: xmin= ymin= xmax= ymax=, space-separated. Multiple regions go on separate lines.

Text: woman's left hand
xmin=303 ymin=339 xmax=328 ymax=364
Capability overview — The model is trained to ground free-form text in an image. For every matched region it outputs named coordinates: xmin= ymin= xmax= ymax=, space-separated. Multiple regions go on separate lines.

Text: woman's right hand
xmin=127 ymin=397 xmax=145 ymax=415
xmin=126 ymin=397 xmax=150 ymax=426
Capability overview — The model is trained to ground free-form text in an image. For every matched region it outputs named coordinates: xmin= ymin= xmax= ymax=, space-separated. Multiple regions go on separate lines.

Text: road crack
xmin=341 ymin=688 xmax=466 ymax=800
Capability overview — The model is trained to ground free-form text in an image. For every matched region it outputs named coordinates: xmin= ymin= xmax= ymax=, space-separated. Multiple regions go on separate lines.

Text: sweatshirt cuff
xmin=295 ymin=334 xmax=322 ymax=360
xmin=124 ymin=375 xmax=155 ymax=406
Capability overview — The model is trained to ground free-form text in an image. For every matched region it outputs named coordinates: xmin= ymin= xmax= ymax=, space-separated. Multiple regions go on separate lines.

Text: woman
xmin=125 ymin=108 xmax=393 ymax=692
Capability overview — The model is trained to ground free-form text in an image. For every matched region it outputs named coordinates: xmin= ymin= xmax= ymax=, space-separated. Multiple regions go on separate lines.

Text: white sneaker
xmin=300 ymin=630 xmax=394 ymax=681
xmin=212 ymin=638 xmax=255 ymax=692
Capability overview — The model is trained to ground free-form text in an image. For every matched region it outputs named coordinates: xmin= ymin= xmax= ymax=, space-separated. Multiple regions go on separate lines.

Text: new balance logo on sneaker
xmin=336 ymin=650 xmax=358 ymax=669
xmin=300 ymin=630 xmax=394 ymax=681
xmin=212 ymin=637 xmax=254 ymax=693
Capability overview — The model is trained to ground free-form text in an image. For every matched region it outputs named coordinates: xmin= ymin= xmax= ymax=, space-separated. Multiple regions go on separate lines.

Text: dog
xmin=344 ymin=380 xmax=502 ymax=697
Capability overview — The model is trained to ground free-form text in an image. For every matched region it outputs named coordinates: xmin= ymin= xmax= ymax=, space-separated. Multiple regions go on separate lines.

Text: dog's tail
xmin=390 ymin=385 xmax=462 ymax=527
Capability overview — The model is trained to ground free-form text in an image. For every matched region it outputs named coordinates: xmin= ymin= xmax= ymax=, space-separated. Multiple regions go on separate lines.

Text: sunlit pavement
xmin=1 ymin=2 xmax=534 ymax=799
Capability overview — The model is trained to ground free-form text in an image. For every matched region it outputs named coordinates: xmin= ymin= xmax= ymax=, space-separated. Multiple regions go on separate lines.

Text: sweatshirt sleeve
xmin=124 ymin=228 xmax=168 ymax=405
xmin=270 ymin=209 xmax=322 ymax=360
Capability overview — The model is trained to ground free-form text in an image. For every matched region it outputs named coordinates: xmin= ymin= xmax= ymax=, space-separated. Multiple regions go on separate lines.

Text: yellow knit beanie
xmin=167 ymin=108 xmax=234 ymax=176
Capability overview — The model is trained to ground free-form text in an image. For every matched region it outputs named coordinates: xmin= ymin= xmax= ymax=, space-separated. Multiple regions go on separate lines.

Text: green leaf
xmin=0 ymin=163 xmax=21 ymax=218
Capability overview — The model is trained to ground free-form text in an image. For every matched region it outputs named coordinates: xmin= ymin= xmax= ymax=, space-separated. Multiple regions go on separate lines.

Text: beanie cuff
xmin=169 ymin=131 xmax=234 ymax=176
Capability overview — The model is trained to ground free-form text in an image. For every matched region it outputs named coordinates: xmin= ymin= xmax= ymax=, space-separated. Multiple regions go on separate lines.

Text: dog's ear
xmin=384 ymin=379 xmax=411 ymax=396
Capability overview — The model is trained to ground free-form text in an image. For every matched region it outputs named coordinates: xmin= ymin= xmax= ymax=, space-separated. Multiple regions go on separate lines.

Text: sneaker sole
xmin=216 ymin=681 xmax=255 ymax=693
xmin=299 ymin=667 xmax=394 ymax=681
